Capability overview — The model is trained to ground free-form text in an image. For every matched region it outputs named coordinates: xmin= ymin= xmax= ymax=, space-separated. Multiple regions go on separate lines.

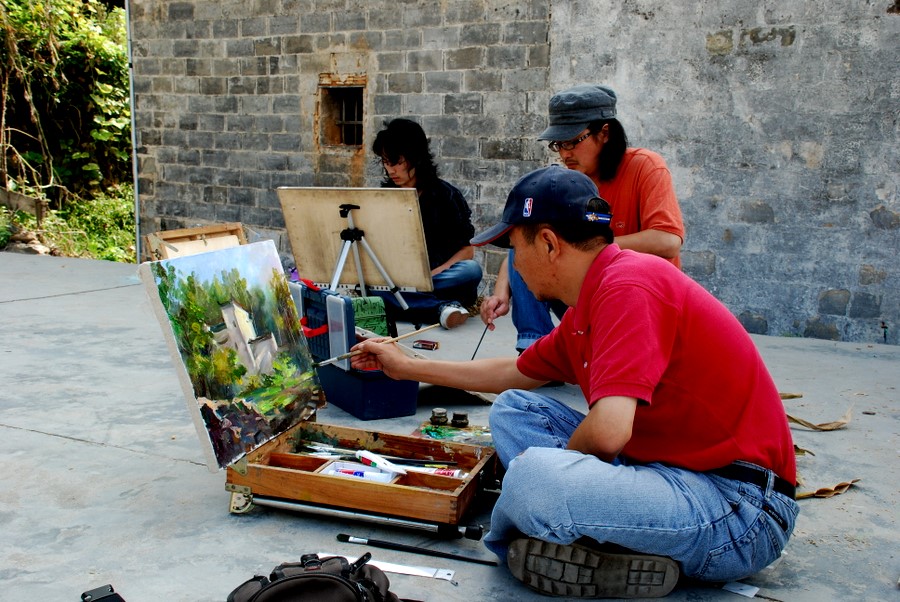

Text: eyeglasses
xmin=547 ymin=131 xmax=592 ymax=153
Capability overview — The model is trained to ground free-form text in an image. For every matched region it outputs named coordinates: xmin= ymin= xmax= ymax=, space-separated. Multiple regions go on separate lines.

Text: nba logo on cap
xmin=523 ymin=198 xmax=533 ymax=217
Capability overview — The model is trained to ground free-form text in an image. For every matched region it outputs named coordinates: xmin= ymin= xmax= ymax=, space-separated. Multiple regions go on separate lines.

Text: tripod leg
xmin=330 ymin=240 xmax=353 ymax=292
xmin=350 ymin=240 xmax=366 ymax=293
xmin=358 ymin=236 xmax=409 ymax=310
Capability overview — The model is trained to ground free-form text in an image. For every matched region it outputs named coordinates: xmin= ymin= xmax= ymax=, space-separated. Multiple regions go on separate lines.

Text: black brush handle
xmin=337 ymin=534 xmax=497 ymax=566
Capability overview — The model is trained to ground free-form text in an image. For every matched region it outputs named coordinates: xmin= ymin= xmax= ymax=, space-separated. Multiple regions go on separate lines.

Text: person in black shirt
xmin=372 ymin=118 xmax=482 ymax=329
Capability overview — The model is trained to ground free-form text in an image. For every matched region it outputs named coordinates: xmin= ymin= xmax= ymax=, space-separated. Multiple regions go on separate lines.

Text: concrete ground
xmin=1 ymin=252 xmax=897 ymax=601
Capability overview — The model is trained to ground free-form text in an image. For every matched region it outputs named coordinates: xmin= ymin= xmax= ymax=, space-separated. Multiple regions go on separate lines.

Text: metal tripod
xmin=329 ymin=203 xmax=409 ymax=310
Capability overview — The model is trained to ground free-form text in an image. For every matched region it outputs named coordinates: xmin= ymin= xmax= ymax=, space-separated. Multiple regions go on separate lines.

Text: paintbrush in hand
xmin=313 ymin=323 xmax=441 ymax=367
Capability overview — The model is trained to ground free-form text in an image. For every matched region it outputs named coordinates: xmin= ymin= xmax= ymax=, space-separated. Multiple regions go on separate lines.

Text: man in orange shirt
xmin=481 ymin=84 xmax=686 ymax=352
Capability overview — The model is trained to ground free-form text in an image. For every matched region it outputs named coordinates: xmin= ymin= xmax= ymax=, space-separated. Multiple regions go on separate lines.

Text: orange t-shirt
xmin=597 ymin=148 xmax=685 ymax=269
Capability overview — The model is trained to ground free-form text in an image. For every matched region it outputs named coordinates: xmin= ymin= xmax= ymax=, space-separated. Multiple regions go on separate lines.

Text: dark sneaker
xmin=507 ymin=537 xmax=679 ymax=598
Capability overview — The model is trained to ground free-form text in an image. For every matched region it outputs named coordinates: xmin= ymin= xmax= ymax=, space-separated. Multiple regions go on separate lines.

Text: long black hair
xmin=372 ymin=118 xmax=440 ymax=190
xmin=588 ymin=118 xmax=628 ymax=181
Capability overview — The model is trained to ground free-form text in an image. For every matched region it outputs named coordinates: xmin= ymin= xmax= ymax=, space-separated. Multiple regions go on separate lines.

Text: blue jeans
xmin=508 ymin=250 xmax=567 ymax=351
xmin=374 ymin=259 xmax=482 ymax=325
xmin=484 ymin=390 xmax=799 ymax=582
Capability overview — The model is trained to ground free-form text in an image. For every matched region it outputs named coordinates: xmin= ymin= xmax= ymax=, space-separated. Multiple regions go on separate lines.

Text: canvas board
xmin=278 ymin=187 xmax=433 ymax=293
xmin=139 ymin=240 xmax=325 ymax=471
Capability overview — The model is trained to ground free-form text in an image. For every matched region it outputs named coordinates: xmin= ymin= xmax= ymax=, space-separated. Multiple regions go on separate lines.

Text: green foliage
xmin=0 ymin=206 xmax=10 ymax=246
xmin=1 ymin=0 xmax=131 ymax=203
xmin=10 ymin=183 xmax=135 ymax=261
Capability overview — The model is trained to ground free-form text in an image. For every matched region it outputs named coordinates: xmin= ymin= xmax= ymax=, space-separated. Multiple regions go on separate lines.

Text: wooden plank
xmin=144 ymin=222 xmax=247 ymax=260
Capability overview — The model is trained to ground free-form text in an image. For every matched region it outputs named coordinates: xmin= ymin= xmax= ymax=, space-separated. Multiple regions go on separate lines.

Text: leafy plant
xmin=0 ymin=206 xmax=11 ymax=247
xmin=9 ymin=183 xmax=135 ymax=261
xmin=1 ymin=0 xmax=131 ymax=203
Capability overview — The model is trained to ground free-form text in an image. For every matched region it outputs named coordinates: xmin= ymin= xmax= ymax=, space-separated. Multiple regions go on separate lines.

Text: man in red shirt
xmin=482 ymin=84 xmax=686 ymax=352
xmin=351 ymin=166 xmax=798 ymax=599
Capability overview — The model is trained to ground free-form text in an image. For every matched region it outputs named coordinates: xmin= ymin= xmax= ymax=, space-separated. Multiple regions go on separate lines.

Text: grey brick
xmin=424 ymin=26 xmax=460 ymax=49
xmin=301 ymin=13 xmax=331 ymax=33
xmin=504 ymin=21 xmax=548 ymax=45
xmin=460 ymin=23 xmax=501 ymax=46
xmin=849 ymin=292 xmax=881 ymax=318
xmin=409 ymin=50 xmax=443 ymax=72
xmin=272 ymin=134 xmax=302 ymax=152
xmin=197 ymin=113 xmax=225 ymax=132
xmin=404 ymin=93 xmax=441 ymax=115
xmin=226 ymin=39 xmax=254 ymax=57
xmin=270 ymin=15 xmax=300 ymax=35
xmin=202 ymin=150 xmax=229 ymax=167
xmin=213 ymin=20 xmax=239 ymax=38
xmin=482 ymin=138 xmax=524 ymax=160
xmin=184 ymin=59 xmax=212 ymax=77
xmin=373 ymin=94 xmax=403 ymax=116
xmin=528 ymin=45 xmax=550 ymax=67
xmin=465 ymin=70 xmax=502 ymax=91
xmin=185 ymin=21 xmax=211 ymax=40
xmin=335 ymin=12 xmax=366 ymax=31
xmin=819 ymin=289 xmax=850 ymax=315
xmin=273 ymin=95 xmax=302 ymax=113
xmin=446 ymin=0 xmax=486 ymax=24
xmin=284 ymin=35 xmax=315 ymax=54
xmin=377 ymin=52 xmax=404 ymax=71
xmin=446 ymin=47 xmax=483 ymax=70
xmin=228 ymin=187 xmax=258 ymax=206
xmin=387 ymin=72 xmax=423 ymax=94
xmin=384 ymin=29 xmax=421 ymax=50
xmin=503 ymin=68 xmax=547 ymax=91
xmin=487 ymin=45 xmax=526 ymax=69
xmin=254 ymin=38 xmax=282 ymax=56
xmin=242 ymin=170 xmax=271 ymax=189
xmin=425 ymin=71 xmax=462 ymax=93
xmin=242 ymin=17 xmax=267 ymax=37
xmin=401 ymin=6 xmax=442 ymax=28
xmin=444 ymin=93 xmax=482 ymax=114
xmin=172 ymin=40 xmax=199 ymax=58
xmin=442 ymin=136 xmax=479 ymax=158
xmin=348 ymin=31 xmax=383 ymax=50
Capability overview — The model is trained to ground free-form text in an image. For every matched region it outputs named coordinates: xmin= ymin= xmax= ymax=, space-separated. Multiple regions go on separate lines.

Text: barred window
xmin=319 ymin=86 xmax=364 ymax=146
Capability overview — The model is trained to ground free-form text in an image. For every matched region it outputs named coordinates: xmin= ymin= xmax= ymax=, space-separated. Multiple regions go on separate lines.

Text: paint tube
xmin=323 ymin=461 xmax=395 ymax=483
xmin=403 ymin=466 xmax=469 ymax=479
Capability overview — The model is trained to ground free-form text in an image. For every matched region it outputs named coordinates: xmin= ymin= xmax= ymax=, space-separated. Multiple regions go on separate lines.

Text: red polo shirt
xmin=518 ymin=244 xmax=796 ymax=483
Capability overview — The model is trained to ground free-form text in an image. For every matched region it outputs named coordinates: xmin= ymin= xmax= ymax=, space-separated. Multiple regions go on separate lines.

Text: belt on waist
xmin=709 ymin=463 xmax=796 ymax=500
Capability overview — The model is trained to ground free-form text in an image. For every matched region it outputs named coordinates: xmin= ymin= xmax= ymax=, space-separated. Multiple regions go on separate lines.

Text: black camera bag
xmin=226 ymin=553 xmax=413 ymax=602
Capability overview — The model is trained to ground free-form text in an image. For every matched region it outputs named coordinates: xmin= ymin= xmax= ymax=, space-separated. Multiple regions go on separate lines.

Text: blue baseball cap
xmin=471 ymin=165 xmax=612 ymax=248
xmin=538 ymin=84 xmax=618 ymax=142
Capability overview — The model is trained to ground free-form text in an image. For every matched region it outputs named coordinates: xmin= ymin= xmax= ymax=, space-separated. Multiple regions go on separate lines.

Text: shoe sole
xmin=442 ymin=310 xmax=469 ymax=329
xmin=507 ymin=538 xmax=679 ymax=599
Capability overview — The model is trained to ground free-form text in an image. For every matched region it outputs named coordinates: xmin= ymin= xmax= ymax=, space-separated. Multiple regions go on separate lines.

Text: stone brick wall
xmin=129 ymin=0 xmax=899 ymax=344
xmin=130 ymin=0 xmax=551 ymax=279
xmin=549 ymin=2 xmax=899 ymax=344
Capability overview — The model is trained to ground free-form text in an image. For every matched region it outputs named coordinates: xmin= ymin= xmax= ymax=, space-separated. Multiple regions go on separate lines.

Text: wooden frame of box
xmin=225 ymin=421 xmax=495 ymax=533
xmin=143 ymin=222 xmax=247 ymax=261
xmin=140 ymin=240 xmax=495 ymax=537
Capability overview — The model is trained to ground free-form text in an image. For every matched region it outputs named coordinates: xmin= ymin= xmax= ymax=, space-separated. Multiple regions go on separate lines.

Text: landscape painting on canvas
xmin=140 ymin=240 xmax=325 ymax=470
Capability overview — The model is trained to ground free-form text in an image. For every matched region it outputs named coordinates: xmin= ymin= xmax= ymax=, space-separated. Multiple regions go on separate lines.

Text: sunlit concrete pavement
xmin=1 ymin=252 xmax=897 ymax=601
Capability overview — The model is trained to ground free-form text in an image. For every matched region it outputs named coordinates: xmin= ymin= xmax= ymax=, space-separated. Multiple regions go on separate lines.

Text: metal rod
xmin=249 ymin=496 xmax=481 ymax=539
xmin=338 ymin=534 xmax=498 ymax=566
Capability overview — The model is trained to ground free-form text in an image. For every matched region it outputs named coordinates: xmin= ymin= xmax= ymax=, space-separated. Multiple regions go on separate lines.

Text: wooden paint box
xmin=226 ymin=421 xmax=495 ymax=536
xmin=140 ymin=240 xmax=495 ymax=537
